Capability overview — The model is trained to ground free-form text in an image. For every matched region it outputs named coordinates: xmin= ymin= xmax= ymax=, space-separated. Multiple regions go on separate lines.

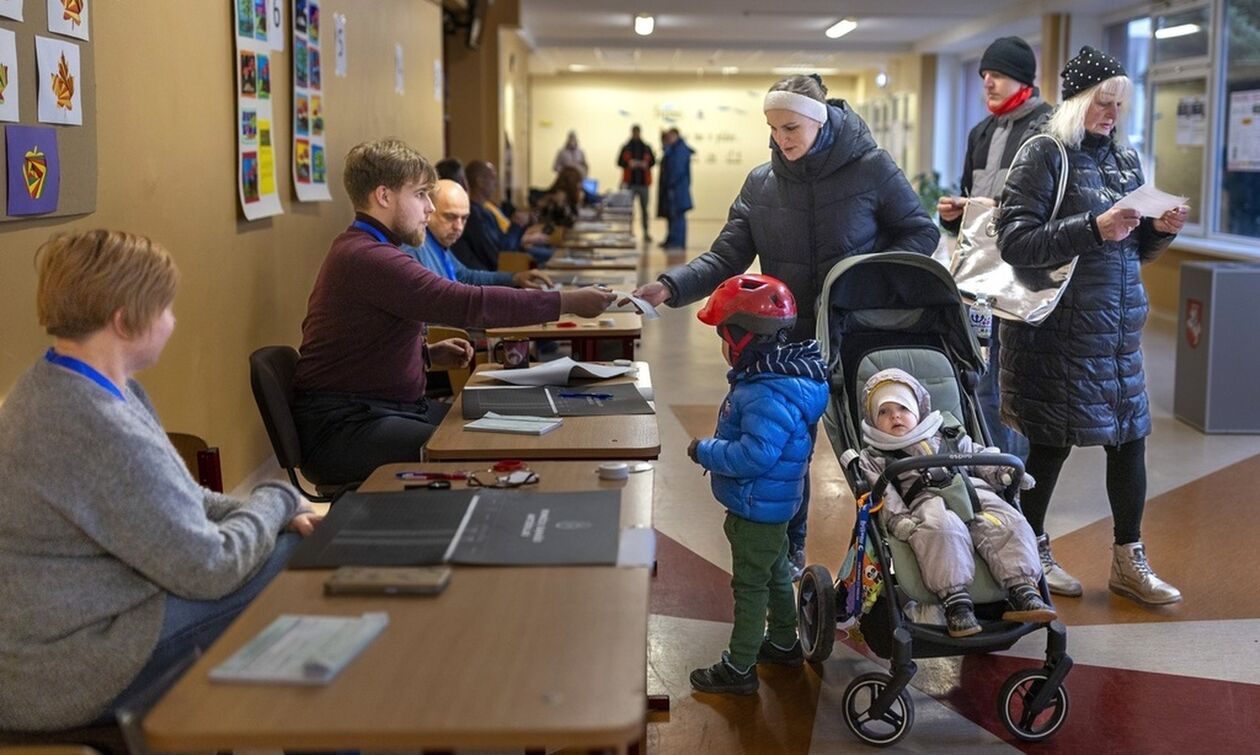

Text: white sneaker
xmin=1036 ymin=533 xmax=1083 ymax=597
xmin=1109 ymin=542 xmax=1182 ymax=605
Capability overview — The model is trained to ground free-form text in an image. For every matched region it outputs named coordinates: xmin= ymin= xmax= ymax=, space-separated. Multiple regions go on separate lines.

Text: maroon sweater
xmin=294 ymin=223 xmax=561 ymax=402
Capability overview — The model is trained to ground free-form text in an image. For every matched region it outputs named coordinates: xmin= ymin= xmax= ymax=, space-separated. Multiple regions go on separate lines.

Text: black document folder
xmin=287 ymin=489 xmax=621 ymax=569
xmin=460 ymin=382 xmax=654 ymax=419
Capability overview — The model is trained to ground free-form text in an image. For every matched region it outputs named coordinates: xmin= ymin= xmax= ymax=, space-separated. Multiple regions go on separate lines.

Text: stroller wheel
xmin=797 ymin=564 xmax=836 ymax=663
xmin=998 ymin=667 xmax=1070 ymax=742
xmin=843 ymin=672 xmax=915 ymax=747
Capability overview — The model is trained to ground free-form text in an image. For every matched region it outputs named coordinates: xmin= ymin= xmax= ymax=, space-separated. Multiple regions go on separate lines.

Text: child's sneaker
xmin=1002 ymin=583 xmax=1058 ymax=623
xmin=757 ymin=637 xmax=805 ymax=667
xmin=689 ymin=652 xmax=759 ymax=695
xmin=942 ymin=592 xmax=982 ymax=637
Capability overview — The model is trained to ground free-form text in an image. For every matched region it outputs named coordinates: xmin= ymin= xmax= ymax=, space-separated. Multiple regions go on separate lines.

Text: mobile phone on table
xmin=324 ymin=566 xmax=452 ymax=596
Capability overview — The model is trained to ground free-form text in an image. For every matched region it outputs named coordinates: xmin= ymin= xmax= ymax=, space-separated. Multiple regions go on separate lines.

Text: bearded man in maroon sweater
xmin=292 ymin=139 xmax=615 ymax=486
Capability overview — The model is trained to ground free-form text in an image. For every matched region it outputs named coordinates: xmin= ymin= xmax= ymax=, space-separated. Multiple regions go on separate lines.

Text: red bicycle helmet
xmin=697 ymin=274 xmax=796 ymax=357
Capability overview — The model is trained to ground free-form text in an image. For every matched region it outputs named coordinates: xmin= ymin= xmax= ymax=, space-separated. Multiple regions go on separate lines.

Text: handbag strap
xmin=1000 ymin=133 xmax=1069 ymax=221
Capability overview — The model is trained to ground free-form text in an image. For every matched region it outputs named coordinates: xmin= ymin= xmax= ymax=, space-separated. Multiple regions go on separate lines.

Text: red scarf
xmin=989 ymin=86 xmax=1033 ymax=116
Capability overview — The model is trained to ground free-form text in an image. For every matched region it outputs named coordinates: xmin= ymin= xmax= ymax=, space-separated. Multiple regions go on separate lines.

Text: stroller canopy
xmin=815 ymin=252 xmax=985 ymax=375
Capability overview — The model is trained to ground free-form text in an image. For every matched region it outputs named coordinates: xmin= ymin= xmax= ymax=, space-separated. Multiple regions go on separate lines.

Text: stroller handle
xmin=873 ymin=453 xmax=1025 ymax=504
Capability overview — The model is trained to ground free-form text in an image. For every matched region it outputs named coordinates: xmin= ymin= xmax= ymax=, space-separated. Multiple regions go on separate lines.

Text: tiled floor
xmin=634 ymin=218 xmax=1260 ymax=753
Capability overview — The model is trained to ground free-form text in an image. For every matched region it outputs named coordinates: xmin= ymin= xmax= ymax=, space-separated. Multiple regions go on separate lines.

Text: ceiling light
xmin=825 ymin=18 xmax=857 ymax=39
xmin=875 ymin=71 xmax=889 ymax=88
xmin=634 ymin=14 xmax=654 ymax=36
xmin=722 ymin=66 xmax=740 ymax=75
xmin=772 ymin=66 xmax=840 ymax=76
xmin=567 ymin=64 xmax=591 ymax=72
xmin=1154 ymin=23 xmax=1200 ymax=39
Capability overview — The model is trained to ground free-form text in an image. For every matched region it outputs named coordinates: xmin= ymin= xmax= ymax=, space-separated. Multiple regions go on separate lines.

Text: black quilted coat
xmin=659 ymin=101 xmax=938 ymax=341
xmin=996 ymin=129 xmax=1175 ymax=447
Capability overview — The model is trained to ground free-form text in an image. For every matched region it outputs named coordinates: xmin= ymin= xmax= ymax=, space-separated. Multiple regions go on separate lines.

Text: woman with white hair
xmin=996 ymin=46 xmax=1188 ymax=605
xmin=633 ymin=74 xmax=938 ymax=578
xmin=552 ymin=130 xmax=588 ymax=178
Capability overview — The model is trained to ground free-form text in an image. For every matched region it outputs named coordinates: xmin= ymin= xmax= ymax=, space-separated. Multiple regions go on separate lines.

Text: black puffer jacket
xmin=660 ymin=101 xmax=938 ymax=341
xmin=996 ymin=128 xmax=1175 ymax=447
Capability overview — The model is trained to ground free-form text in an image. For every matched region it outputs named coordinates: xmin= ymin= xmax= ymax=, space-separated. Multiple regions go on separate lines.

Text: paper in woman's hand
xmin=1112 ymin=184 xmax=1189 ymax=218
xmin=609 ymin=291 xmax=660 ymax=319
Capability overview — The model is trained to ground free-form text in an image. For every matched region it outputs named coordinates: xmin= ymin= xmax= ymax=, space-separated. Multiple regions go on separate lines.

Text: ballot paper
xmin=210 ymin=612 xmax=388 ymax=685
xmin=479 ymin=357 xmax=635 ymax=386
xmin=609 ymin=291 xmax=661 ymax=319
xmin=1111 ymin=184 xmax=1188 ymax=218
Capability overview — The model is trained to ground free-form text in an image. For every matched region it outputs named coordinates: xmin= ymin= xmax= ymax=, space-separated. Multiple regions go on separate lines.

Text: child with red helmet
xmin=686 ymin=274 xmax=829 ymax=695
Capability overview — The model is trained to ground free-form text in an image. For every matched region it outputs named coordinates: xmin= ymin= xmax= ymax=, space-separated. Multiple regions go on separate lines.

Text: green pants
xmin=724 ymin=513 xmax=797 ymax=669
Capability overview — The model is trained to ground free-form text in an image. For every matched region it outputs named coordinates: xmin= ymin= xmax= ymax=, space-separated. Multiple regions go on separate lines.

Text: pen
xmin=395 ymin=471 xmax=469 ymax=480
xmin=558 ymin=392 xmax=614 ymax=400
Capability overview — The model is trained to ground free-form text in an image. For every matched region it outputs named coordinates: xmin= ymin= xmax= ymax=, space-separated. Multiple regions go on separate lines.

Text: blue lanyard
xmin=44 ymin=348 xmax=125 ymax=401
xmin=437 ymin=248 xmax=458 ymax=281
xmin=351 ymin=219 xmax=391 ymax=244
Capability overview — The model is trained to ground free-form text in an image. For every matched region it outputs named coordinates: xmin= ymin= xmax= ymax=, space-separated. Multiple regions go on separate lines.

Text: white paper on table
xmin=209 ymin=612 xmax=388 ymax=685
xmin=479 ymin=356 xmax=633 ymax=386
xmin=1111 ymin=184 xmax=1188 ymax=218
xmin=609 ymin=291 xmax=660 ymax=319
xmin=616 ymin=526 xmax=657 ymax=567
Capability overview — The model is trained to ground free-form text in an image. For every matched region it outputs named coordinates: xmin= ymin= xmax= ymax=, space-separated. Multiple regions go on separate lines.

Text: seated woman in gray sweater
xmin=0 ymin=230 xmax=320 ymax=731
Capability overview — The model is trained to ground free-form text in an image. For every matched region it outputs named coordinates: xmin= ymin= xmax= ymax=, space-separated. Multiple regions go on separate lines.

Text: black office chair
xmin=248 ymin=345 xmax=344 ymax=503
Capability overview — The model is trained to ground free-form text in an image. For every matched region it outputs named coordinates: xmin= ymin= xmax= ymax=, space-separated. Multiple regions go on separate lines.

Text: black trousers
xmin=1020 ymin=437 xmax=1147 ymax=545
xmin=293 ymin=392 xmax=450 ymax=486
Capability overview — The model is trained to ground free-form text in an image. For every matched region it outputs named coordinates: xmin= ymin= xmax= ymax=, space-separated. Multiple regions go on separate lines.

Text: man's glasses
xmin=466 ymin=470 xmax=539 ymax=489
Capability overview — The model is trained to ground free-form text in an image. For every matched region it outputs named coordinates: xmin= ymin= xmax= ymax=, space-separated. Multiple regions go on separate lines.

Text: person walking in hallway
xmin=659 ymin=127 xmax=694 ymax=252
xmin=939 ymin=36 xmax=1051 ymax=463
xmin=617 ymin=124 xmax=656 ymax=241
xmin=997 ymin=47 xmax=1188 ymax=604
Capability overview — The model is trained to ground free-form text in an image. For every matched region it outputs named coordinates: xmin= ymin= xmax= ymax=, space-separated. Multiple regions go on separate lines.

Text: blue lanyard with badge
xmin=351 ymin=219 xmax=391 ymax=244
xmin=44 ymin=348 xmax=125 ymax=401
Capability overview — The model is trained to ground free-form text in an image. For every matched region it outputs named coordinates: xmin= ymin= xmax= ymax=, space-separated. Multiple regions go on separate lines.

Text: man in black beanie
xmin=937 ymin=35 xmax=1052 ymax=464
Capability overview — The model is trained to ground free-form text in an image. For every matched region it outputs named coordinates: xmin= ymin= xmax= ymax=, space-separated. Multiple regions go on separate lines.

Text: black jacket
xmin=660 ymin=101 xmax=939 ymax=341
xmin=996 ymin=127 xmax=1176 ymax=447
xmin=943 ymin=98 xmax=1053 ymax=234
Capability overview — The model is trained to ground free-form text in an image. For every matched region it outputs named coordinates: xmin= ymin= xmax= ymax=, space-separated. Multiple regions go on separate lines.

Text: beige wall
xmin=528 ymin=73 xmax=858 ymax=222
xmin=0 ymin=0 xmax=445 ymax=486
xmin=499 ymin=27 xmax=532 ymax=207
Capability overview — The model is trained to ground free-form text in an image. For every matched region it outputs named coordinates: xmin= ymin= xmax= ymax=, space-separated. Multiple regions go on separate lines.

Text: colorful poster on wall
xmin=0 ymin=28 xmax=19 ymax=122
xmin=46 ymin=0 xmax=88 ymax=41
xmin=234 ymin=0 xmax=282 ymax=219
xmin=292 ymin=0 xmax=330 ymax=201
xmin=1227 ymin=90 xmax=1260 ymax=173
xmin=0 ymin=0 xmax=23 ymax=21
xmin=34 ymin=35 xmax=80 ymax=125
xmin=6 ymin=124 xmax=60 ymax=215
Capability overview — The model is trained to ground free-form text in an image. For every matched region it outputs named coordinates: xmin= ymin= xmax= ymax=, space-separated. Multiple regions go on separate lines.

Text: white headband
xmin=763 ymin=90 xmax=827 ymax=123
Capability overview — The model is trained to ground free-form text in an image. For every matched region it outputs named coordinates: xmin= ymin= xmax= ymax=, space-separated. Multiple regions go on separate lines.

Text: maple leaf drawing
xmin=61 ymin=0 xmax=84 ymax=26
xmin=0 ymin=63 xmax=8 ymax=105
xmin=51 ymin=52 xmax=74 ymax=111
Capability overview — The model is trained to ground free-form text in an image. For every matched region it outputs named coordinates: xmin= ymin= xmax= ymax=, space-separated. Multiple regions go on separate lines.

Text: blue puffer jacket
xmin=996 ymin=126 xmax=1176 ymax=447
xmin=696 ymin=343 xmax=830 ymax=524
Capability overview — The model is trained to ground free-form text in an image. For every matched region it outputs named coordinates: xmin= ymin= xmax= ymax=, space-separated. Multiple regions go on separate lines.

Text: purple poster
xmin=6 ymin=125 xmax=60 ymax=215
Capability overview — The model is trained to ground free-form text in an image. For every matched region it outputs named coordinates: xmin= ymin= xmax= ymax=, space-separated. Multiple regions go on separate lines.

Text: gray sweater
xmin=0 ymin=358 xmax=301 ymax=730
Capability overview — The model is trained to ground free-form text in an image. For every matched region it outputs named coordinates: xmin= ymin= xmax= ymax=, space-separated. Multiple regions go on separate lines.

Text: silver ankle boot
xmin=1109 ymin=542 xmax=1182 ymax=605
xmin=1036 ymin=533 xmax=1083 ymax=597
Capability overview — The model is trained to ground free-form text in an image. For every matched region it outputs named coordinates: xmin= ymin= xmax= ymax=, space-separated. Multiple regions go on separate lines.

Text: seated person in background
xmin=453 ymin=159 xmax=550 ymax=271
xmin=292 ymin=139 xmax=615 ymax=486
xmin=856 ymin=368 xmax=1055 ymax=638
xmin=435 ymin=156 xmax=467 ymax=191
xmin=0 ymin=230 xmax=317 ymax=731
xmin=404 ymin=178 xmax=552 ymax=289
xmin=535 ymin=166 xmax=585 ymax=230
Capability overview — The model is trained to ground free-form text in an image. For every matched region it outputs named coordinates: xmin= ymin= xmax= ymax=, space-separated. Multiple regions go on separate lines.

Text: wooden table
xmin=143 ymin=462 xmax=653 ymax=753
xmin=425 ymin=361 xmax=660 ymax=462
xmin=560 ymin=234 xmax=638 ymax=250
xmin=488 ymin=310 xmax=642 ymax=360
xmin=545 ymin=253 xmax=641 ymax=271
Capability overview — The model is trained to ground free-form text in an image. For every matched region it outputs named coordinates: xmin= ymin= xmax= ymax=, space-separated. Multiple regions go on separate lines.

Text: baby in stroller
xmin=857 ymin=367 xmax=1056 ymax=637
